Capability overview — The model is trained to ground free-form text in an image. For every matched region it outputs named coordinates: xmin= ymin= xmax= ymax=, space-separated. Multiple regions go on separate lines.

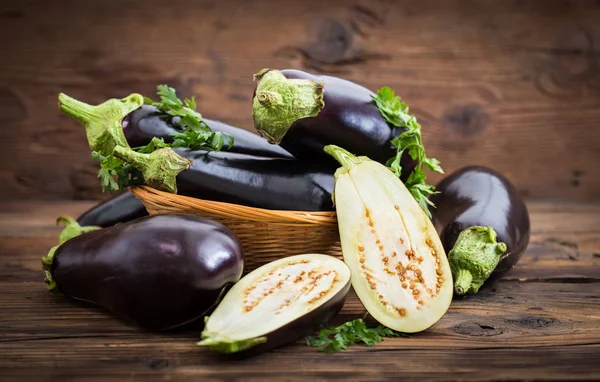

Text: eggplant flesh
xmin=77 ymin=191 xmax=148 ymax=228
xmin=43 ymin=214 xmax=244 ymax=331
xmin=326 ymin=145 xmax=452 ymax=333
xmin=430 ymin=166 xmax=530 ymax=286
xmin=198 ymin=254 xmax=351 ymax=354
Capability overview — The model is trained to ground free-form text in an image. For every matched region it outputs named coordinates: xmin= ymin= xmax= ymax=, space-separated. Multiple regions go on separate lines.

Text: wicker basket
xmin=130 ymin=186 xmax=342 ymax=272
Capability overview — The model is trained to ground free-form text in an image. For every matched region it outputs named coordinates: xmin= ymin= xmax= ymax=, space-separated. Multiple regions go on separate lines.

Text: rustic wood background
xmin=1 ymin=0 xmax=600 ymax=201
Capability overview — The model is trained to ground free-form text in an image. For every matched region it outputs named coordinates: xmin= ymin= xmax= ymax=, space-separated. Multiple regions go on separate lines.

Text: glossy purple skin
xmin=52 ymin=214 xmax=244 ymax=330
xmin=123 ymin=105 xmax=293 ymax=159
xmin=277 ymin=69 xmax=416 ymax=180
xmin=77 ymin=191 xmax=148 ymax=228
xmin=430 ymin=166 xmax=530 ymax=275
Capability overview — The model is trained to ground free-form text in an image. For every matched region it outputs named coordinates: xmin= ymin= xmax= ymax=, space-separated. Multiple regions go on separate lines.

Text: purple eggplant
xmin=429 ymin=166 xmax=530 ymax=295
xmin=124 ymin=105 xmax=294 ymax=158
xmin=58 ymin=94 xmax=293 ymax=159
xmin=77 ymin=191 xmax=148 ymax=228
xmin=113 ymin=147 xmax=336 ymax=212
xmin=251 ymin=69 xmax=416 ymax=179
xmin=198 ymin=254 xmax=351 ymax=355
xmin=42 ymin=214 xmax=244 ymax=330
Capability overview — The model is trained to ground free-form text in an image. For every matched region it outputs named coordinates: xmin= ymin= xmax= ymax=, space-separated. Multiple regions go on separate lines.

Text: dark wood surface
xmin=1 ymin=200 xmax=599 ymax=381
xmin=2 ymin=0 xmax=600 ymax=201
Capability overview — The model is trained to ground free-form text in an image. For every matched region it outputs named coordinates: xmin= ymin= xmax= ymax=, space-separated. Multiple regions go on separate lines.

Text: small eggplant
xmin=251 ymin=69 xmax=416 ymax=179
xmin=430 ymin=166 xmax=530 ymax=295
xmin=42 ymin=214 xmax=244 ymax=330
xmin=198 ymin=254 xmax=351 ymax=354
xmin=58 ymin=94 xmax=294 ymax=159
xmin=113 ymin=146 xmax=336 ymax=212
xmin=325 ymin=145 xmax=452 ymax=333
xmin=77 ymin=191 xmax=148 ymax=228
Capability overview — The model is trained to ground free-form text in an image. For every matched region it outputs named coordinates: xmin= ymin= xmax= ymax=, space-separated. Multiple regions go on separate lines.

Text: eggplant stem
xmin=58 ymin=93 xmax=143 ymax=156
xmin=42 ymin=246 xmax=59 ymax=291
xmin=113 ymin=146 xmax=192 ymax=194
xmin=448 ymin=226 xmax=507 ymax=296
xmin=56 ymin=215 xmax=101 ymax=244
xmin=252 ymin=69 xmax=325 ymax=143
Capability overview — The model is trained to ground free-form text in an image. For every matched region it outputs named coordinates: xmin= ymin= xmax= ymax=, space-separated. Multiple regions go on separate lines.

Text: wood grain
xmin=1 ymin=200 xmax=599 ymax=380
xmin=1 ymin=0 xmax=600 ymax=201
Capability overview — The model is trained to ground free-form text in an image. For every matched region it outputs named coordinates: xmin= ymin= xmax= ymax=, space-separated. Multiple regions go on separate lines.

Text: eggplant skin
xmin=124 ymin=105 xmax=294 ymax=159
xmin=174 ymin=148 xmax=335 ymax=212
xmin=238 ymin=279 xmax=350 ymax=357
xmin=276 ymin=69 xmax=416 ymax=179
xmin=51 ymin=214 xmax=244 ymax=330
xmin=77 ymin=191 xmax=148 ymax=228
xmin=430 ymin=166 xmax=530 ymax=276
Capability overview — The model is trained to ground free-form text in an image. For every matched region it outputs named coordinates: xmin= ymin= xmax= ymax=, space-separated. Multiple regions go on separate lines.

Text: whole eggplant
xmin=114 ymin=146 xmax=336 ymax=212
xmin=42 ymin=214 xmax=244 ymax=330
xmin=429 ymin=166 xmax=530 ymax=295
xmin=77 ymin=191 xmax=148 ymax=228
xmin=58 ymin=94 xmax=294 ymax=159
xmin=252 ymin=69 xmax=416 ymax=179
xmin=124 ymin=105 xmax=294 ymax=158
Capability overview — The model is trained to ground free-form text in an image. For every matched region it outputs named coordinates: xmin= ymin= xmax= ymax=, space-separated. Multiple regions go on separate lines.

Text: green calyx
xmin=448 ymin=226 xmax=508 ymax=296
xmin=197 ymin=334 xmax=267 ymax=354
xmin=112 ymin=146 xmax=192 ymax=194
xmin=324 ymin=145 xmax=372 ymax=205
xmin=252 ymin=69 xmax=325 ymax=143
xmin=56 ymin=215 xmax=101 ymax=244
xmin=58 ymin=92 xmax=143 ymax=156
xmin=41 ymin=216 xmax=101 ymax=292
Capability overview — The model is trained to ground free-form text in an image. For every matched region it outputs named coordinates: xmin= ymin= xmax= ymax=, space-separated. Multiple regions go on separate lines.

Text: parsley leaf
xmin=372 ymin=86 xmax=444 ymax=218
xmin=305 ymin=318 xmax=408 ymax=353
xmin=144 ymin=85 xmax=234 ymax=151
xmin=91 ymin=151 xmax=144 ymax=192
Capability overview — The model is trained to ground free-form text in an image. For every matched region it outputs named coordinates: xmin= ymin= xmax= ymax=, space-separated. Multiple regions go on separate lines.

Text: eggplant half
xmin=198 ymin=254 xmax=351 ymax=354
xmin=325 ymin=145 xmax=452 ymax=333
xmin=430 ymin=165 xmax=531 ymax=295
xmin=42 ymin=214 xmax=244 ymax=330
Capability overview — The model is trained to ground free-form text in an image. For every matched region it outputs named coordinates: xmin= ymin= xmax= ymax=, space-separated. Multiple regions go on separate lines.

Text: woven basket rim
xmin=130 ymin=185 xmax=338 ymax=225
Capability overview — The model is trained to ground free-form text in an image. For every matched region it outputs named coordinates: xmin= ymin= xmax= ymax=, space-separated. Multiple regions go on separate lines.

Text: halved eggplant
xmin=325 ymin=145 xmax=453 ymax=333
xmin=198 ymin=254 xmax=351 ymax=354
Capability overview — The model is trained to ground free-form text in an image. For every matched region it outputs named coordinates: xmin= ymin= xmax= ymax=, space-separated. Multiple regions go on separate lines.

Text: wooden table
xmin=1 ymin=200 xmax=599 ymax=381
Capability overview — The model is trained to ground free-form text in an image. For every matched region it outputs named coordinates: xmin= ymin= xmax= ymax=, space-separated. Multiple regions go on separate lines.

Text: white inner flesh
xmin=203 ymin=254 xmax=350 ymax=341
xmin=335 ymin=160 xmax=453 ymax=333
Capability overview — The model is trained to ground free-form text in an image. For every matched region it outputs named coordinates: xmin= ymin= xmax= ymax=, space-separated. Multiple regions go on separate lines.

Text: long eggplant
xmin=430 ymin=166 xmax=531 ymax=295
xmin=58 ymin=94 xmax=294 ymax=159
xmin=113 ymin=147 xmax=336 ymax=212
xmin=42 ymin=214 xmax=244 ymax=331
xmin=77 ymin=191 xmax=148 ymax=228
xmin=251 ymin=69 xmax=417 ymax=179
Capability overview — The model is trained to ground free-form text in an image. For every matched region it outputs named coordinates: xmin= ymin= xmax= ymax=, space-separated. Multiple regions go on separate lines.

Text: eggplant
xmin=124 ymin=105 xmax=294 ymax=158
xmin=113 ymin=146 xmax=336 ymax=212
xmin=42 ymin=214 xmax=244 ymax=330
xmin=251 ymin=69 xmax=416 ymax=178
xmin=325 ymin=145 xmax=453 ymax=333
xmin=429 ymin=166 xmax=531 ymax=295
xmin=198 ymin=254 xmax=351 ymax=354
xmin=58 ymin=93 xmax=294 ymax=159
xmin=77 ymin=191 xmax=148 ymax=228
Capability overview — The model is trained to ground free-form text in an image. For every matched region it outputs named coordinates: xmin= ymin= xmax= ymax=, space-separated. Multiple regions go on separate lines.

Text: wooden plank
xmin=1 ymin=200 xmax=600 ymax=380
xmin=1 ymin=0 xmax=600 ymax=201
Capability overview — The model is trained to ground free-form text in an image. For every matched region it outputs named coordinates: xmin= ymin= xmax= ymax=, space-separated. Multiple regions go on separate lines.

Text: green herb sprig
xmin=94 ymin=85 xmax=234 ymax=192
xmin=373 ymin=86 xmax=443 ymax=217
xmin=306 ymin=318 xmax=408 ymax=353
